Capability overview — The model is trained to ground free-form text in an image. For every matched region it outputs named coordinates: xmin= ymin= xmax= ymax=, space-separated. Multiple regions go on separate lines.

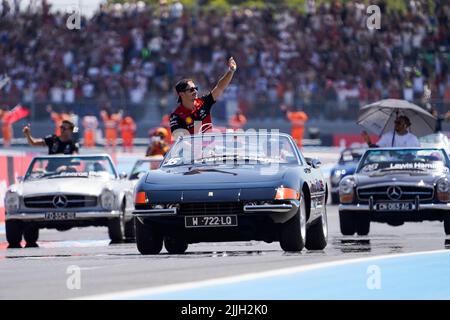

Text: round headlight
xmin=339 ymin=177 xmax=355 ymax=195
xmin=5 ymin=192 xmax=20 ymax=212
xmin=437 ymin=178 xmax=450 ymax=193
xmin=100 ymin=190 xmax=116 ymax=210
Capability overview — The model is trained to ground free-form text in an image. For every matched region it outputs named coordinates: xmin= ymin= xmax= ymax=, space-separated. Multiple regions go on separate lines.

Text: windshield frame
xmin=161 ymin=133 xmax=302 ymax=168
xmin=24 ymin=155 xmax=118 ymax=181
xmin=129 ymin=159 xmax=163 ymax=180
xmin=356 ymin=148 xmax=450 ymax=174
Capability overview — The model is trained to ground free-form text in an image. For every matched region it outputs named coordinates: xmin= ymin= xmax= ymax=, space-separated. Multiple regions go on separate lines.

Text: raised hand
xmin=228 ymin=57 xmax=237 ymax=72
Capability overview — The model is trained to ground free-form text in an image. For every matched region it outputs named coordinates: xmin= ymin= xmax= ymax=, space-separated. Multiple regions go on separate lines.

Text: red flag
xmin=3 ymin=105 xmax=30 ymax=125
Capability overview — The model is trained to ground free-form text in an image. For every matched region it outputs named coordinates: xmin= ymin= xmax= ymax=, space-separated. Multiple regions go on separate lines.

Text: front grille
xmin=180 ymin=202 xmax=244 ymax=215
xmin=357 ymin=186 xmax=434 ymax=201
xmin=24 ymin=195 xmax=98 ymax=209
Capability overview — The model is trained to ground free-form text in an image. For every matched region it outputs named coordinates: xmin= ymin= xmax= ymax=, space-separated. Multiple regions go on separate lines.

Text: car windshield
xmin=129 ymin=159 xmax=162 ymax=180
xmin=161 ymin=133 xmax=299 ymax=167
xmin=358 ymin=149 xmax=449 ymax=174
xmin=419 ymin=134 xmax=445 ymax=144
xmin=25 ymin=156 xmax=117 ymax=180
xmin=339 ymin=148 xmax=365 ymax=164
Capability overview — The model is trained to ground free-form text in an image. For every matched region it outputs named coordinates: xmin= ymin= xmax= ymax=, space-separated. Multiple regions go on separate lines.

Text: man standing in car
xmin=22 ymin=120 xmax=79 ymax=154
xmin=169 ymin=57 xmax=237 ymax=139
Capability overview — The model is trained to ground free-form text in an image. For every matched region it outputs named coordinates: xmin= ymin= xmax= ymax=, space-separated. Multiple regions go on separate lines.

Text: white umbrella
xmin=357 ymin=99 xmax=436 ymax=137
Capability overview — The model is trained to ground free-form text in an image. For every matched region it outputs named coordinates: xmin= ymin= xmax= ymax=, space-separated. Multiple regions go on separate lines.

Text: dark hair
xmin=62 ymin=120 xmax=75 ymax=131
xmin=175 ymin=78 xmax=194 ymax=103
xmin=397 ymin=115 xmax=411 ymax=127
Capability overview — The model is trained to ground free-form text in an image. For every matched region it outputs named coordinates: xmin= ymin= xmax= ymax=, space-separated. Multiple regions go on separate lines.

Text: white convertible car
xmin=4 ymin=154 xmax=135 ymax=248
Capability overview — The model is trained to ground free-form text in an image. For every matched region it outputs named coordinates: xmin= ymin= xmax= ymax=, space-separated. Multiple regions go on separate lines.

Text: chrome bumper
xmin=133 ymin=204 xmax=294 ymax=217
xmin=339 ymin=203 xmax=450 ymax=211
xmin=133 ymin=208 xmax=177 ymax=217
xmin=6 ymin=210 xmax=121 ymax=221
xmin=243 ymin=204 xmax=293 ymax=213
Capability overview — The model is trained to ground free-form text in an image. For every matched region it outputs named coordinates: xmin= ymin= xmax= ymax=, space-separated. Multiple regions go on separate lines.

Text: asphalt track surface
xmin=1 ymin=204 xmax=449 ymax=300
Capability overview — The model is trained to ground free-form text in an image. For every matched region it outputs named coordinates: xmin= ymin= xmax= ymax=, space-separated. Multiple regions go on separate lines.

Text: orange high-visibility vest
xmin=287 ymin=111 xmax=308 ymax=147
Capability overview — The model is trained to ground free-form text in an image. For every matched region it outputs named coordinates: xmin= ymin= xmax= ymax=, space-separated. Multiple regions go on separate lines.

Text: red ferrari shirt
xmin=169 ymin=93 xmax=216 ymax=135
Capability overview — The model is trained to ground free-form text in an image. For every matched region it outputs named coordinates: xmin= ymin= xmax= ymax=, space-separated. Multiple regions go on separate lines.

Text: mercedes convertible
xmin=132 ymin=132 xmax=328 ymax=254
xmin=4 ymin=154 xmax=135 ymax=247
xmin=339 ymin=148 xmax=450 ymax=236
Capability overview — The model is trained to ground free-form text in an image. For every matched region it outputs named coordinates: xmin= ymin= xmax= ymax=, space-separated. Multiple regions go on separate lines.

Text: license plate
xmin=375 ymin=202 xmax=414 ymax=211
xmin=45 ymin=212 xmax=76 ymax=220
xmin=185 ymin=215 xmax=237 ymax=228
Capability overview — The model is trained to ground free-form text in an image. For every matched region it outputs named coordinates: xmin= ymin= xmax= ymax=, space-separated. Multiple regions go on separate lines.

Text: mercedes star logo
xmin=387 ymin=186 xmax=402 ymax=200
xmin=53 ymin=195 xmax=68 ymax=208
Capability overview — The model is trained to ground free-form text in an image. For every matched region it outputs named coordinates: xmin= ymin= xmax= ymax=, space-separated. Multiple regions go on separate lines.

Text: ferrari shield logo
xmin=186 ymin=116 xmax=193 ymax=124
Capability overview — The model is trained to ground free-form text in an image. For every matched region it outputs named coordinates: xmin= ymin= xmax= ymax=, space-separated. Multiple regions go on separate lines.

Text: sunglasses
xmin=183 ymin=87 xmax=198 ymax=93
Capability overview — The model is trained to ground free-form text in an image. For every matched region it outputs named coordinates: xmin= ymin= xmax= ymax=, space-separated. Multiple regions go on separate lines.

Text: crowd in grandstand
xmin=0 ymin=0 xmax=449 ymax=121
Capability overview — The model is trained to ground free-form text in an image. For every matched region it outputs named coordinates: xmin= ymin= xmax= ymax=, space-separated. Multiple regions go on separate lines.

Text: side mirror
xmin=305 ymin=157 xmax=321 ymax=168
xmin=311 ymin=159 xmax=321 ymax=169
xmin=119 ymin=172 xmax=128 ymax=179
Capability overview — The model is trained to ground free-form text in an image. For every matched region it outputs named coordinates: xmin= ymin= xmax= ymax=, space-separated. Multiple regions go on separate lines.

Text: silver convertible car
xmin=4 ymin=154 xmax=135 ymax=248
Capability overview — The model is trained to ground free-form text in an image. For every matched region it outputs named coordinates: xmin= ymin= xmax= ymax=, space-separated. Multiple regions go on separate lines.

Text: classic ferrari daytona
xmin=133 ymin=132 xmax=328 ymax=254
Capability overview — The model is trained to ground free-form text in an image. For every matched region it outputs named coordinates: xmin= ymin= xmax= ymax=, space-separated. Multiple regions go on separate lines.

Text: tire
xmin=6 ymin=220 xmax=23 ymax=248
xmin=135 ymin=218 xmax=163 ymax=255
xmin=331 ymin=193 xmax=340 ymax=205
xmin=355 ymin=215 xmax=370 ymax=236
xmin=108 ymin=217 xmax=124 ymax=243
xmin=305 ymin=209 xmax=328 ymax=250
xmin=23 ymin=225 xmax=39 ymax=247
xmin=124 ymin=217 xmax=135 ymax=240
xmin=339 ymin=211 xmax=356 ymax=236
xmin=280 ymin=194 xmax=306 ymax=252
xmin=444 ymin=216 xmax=450 ymax=235
xmin=108 ymin=204 xmax=127 ymax=242
xmin=164 ymin=237 xmax=188 ymax=254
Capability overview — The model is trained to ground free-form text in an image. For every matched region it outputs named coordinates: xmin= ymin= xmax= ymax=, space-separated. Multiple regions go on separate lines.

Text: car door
xmin=299 ymin=153 xmax=327 ymax=222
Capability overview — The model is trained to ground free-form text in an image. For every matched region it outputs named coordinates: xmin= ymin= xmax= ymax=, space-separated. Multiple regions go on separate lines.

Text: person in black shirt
xmin=23 ymin=120 xmax=79 ymax=154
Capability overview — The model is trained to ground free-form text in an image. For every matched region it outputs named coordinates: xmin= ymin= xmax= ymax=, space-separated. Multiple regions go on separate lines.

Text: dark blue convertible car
xmin=133 ymin=132 xmax=328 ymax=254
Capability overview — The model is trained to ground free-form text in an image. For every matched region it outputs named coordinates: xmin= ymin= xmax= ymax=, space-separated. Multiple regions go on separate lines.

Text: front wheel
xmin=331 ymin=193 xmax=340 ymax=205
xmin=135 ymin=218 xmax=163 ymax=255
xmin=355 ymin=215 xmax=370 ymax=236
xmin=339 ymin=211 xmax=356 ymax=236
xmin=23 ymin=225 xmax=39 ymax=247
xmin=6 ymin=220 xmax=23 ymax=248
xmin=108 ymin=218 xmax=124 ymax=243
xmin=164 ymin=237 xmax=188 ymax=254
xmin=444 ymin=216 xmax=450 ymax=235
xmin=280 ymin=195 xmax=306 ymax=252
xmin=124 ymin=217 xmax=136 ymax=240
xmin=305 ymin=209 xmax=328 ymax=250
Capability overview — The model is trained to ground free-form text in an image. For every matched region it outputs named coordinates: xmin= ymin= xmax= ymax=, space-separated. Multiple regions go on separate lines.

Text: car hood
xmin=355 ymin=171 xmax=446 ymax=187
xmin=13 ymin=178 xmax=112 ymax=196
xmin=145 ymin=165 xmax=293 ymax=187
